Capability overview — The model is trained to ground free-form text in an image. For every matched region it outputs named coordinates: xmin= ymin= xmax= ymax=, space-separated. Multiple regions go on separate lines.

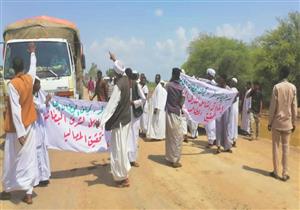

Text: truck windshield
xmin=4 ymin=41 xmax=71 ymax=79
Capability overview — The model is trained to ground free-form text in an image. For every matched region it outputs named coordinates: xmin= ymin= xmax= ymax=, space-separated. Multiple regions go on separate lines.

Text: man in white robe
xmin=1 ymin=43 xmax=38 ymax=204
xmin=139 ymin=73 xmax=149 ymax=137
xmin=147 ymin=74 xmax=167 ymax=140
xmin=241 ymin=81 xmax=252 ymax=136
xmin=32 ymin=78 xmax=51 ymax=186
xmin=205 ymin=68 xmax=217 ymax=148
xmin=188 ymin=119 xmax=198 ymax=139
xmin=127 ymin=70 xmax=146 ymax=167
xmin=98 ymin=52 xmax=131 ymax=187
xmin=228 ymin=78 xmax=239 ymax=147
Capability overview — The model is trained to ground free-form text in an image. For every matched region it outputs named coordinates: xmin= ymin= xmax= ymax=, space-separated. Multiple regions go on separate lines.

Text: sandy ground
xmin=0 ymin=89 xmax=299 ymax=210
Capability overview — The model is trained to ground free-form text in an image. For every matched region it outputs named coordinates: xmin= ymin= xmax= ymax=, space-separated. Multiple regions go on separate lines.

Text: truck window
xmin=4 ymin=41 xmax=71 ymax=79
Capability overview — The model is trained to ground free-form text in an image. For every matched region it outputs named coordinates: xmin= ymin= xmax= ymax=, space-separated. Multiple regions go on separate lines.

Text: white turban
xmin=232 ymin=77 xmax=238 ymax=83
xmin=206 ymin=68 xmax=216 ymax=77
xmin=113 ymin=60 xmax=125 ymax=75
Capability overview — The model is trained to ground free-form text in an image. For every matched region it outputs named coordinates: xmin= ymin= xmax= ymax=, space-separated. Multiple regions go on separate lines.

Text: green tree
xmin=106 ymin=68 xmax=115 ymax=78
xmin=182 ymin=35 xmax=254 ymax=88
xmin=252 ymin=11 xmax=300 ymax=104
xmin=88 ymin=62 xmax=99 ymax=79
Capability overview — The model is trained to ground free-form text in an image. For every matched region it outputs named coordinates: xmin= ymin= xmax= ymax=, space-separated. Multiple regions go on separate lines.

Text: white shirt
xmin=8 ymin=52 xmax=36 ymax=138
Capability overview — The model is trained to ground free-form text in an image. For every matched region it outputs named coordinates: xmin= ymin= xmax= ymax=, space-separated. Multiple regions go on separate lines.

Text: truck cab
xmin=2 ymin=16 xmax=85 ymax=99
xmin=4 ymin=38 xmax=77 ymax=97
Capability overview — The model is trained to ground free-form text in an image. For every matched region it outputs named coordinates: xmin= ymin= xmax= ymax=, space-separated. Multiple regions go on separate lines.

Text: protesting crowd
xmin=0 ymin=43 xmax=297 ymax=205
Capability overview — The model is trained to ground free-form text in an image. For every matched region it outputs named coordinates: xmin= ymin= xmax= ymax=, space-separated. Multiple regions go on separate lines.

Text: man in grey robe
xmin=215 ymin=74 xmax=234 ymax=153
xmin=165 ymin=68 xmax=185 ymax=168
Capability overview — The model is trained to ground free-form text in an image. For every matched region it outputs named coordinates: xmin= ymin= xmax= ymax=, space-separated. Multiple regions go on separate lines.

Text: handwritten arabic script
xmin=180 ymin=73 xmax=237 ymax=125
xmin=44 ymin=96 xmax=110 ymax=153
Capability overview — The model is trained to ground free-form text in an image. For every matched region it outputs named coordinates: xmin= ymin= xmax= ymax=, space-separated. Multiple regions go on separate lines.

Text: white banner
xmin=180 ymin=73 xmax=237 ymax=125
xmin=44 ymin=96 xmax=110 ymax=153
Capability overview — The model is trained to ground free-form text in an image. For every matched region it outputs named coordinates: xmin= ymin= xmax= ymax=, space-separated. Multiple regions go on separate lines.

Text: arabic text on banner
xmin=180 ymin=73 xmax=237 ymax=125
xmin=44 ymin=96 xmax=110 ymax=153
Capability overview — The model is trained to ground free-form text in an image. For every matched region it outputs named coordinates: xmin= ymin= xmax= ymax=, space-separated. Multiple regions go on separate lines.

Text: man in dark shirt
xmin=90 ymin=70 xmax=108 ymax=102
xmin=247 ymin=81 xmax=263 ymax=140
xmin=165 ymin=68 xmax=185 ymax=168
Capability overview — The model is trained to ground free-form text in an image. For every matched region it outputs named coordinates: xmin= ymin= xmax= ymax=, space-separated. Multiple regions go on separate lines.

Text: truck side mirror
xmin=81 ymin=54 xmax=86 ymax=70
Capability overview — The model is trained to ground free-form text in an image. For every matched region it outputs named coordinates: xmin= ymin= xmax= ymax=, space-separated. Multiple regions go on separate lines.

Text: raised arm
xmin=27 ymin=43 xmax=37 ymax=83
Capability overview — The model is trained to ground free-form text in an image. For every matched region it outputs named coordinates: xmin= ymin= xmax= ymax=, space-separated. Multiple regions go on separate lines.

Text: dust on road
xmin=0 ymin=88 xmax=299 ymax=209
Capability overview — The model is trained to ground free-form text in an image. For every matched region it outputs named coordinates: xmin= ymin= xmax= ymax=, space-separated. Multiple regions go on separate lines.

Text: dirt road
xmin=0 ymin=88 xmax=299 ymax=209
xmin=0 ymin=132 xmax=299 ymax=209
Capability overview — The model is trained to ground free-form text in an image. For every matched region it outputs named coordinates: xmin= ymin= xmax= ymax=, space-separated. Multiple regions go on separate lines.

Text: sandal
xmin=130 ymin=162 xmax=140 ymax=167
xmin=22 ymin=194 xmax=33 ymax=205
xmin=172 ymin=162 xmax=182 ymax=168
xmin=282 ymin=175 xmax=290 ymax=182
xmin=269 ymin=171 xmax=280 ymax=180
xmin=116 ymin=179 xmax=130 ymax=188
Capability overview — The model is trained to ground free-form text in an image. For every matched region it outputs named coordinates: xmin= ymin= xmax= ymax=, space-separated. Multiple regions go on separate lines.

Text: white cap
xmin=206 ymin=68 xmax=216 ymax=77
xmin=132 ymin=70 xmax=138 ymax=75
xmin=181 ymin=69 xmax=186 ymax=74
xmin=232 ymin=77 xmax=238 ymax=83
xmin=113 ymin=60 xmax=125 ymax=75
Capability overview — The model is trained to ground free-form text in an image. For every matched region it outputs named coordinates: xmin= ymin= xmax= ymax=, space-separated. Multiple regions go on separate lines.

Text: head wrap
xmin=206 ymin=68 xmax=216 ymax=77
xmin=231 ymin=77 xmax=238 ymax=83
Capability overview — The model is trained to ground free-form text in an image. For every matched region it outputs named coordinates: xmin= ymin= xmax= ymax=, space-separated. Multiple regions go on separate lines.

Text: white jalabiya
xmin=205 ymin=79 xmax=217 ymax=144
xmin=182 ymin=107 xmax=198 ymax=138
xmin=241 ymin=88 xmax=252 ymax=134
xmin=128 ymin=84 xmax=146 ymax=162
xmin=188 ymin=120 xmax=198 ymax=138
xmin=100 ymin=85 xmax=131 ymax=181
xmin=33 ymin=90 xmax=51 ymax=185
xmin=146 ymin=83 xmax=167 ymax=140
xmin=140 ymin=85 xmax=149 ymax=134
xmin=228 ymin=87 xmax=239 ymax=142
xmin=2 ymin=52 xmax=38 ymax=194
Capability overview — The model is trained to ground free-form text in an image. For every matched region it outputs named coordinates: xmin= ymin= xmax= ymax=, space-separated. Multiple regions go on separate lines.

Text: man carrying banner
xmin=147 ymin=74 xmax=167 ymax=141
xmin=241 ymin=81 xmax=252 ymax=136
xmin=98 ymin=52 xmax=131 ymax=187
xmin=215 ymin=74 xmax=234 ymax=153
xmin=126 ymin=69 xmax=146 ymax=167
xmin=1 ymin=43 xmax=38 ymax=204
xmin=33 ymin=77 xmax=52 ymax=187
xmin=139 ymin=73 xmax=149 ymax=137
xmin=165 ymin=68 xmax=185 ymax=168
xmin=205 ymin=68 xmax=217 ymax=148
xmin=228 ymin=78 xmax=239 ymax=147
